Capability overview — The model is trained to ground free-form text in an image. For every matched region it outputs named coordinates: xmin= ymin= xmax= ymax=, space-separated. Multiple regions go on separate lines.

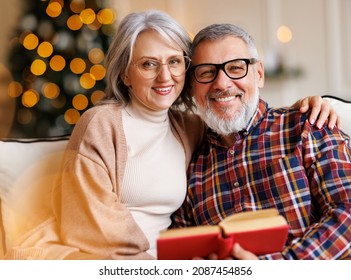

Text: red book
xmin=157 ymin=208 xmax=289 ymax=260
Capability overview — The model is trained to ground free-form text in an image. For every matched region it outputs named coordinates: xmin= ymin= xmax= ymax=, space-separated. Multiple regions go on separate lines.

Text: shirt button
xmin=229 ymin=149 xmax=234 ymax=155
xmin=234 ymin=182 xmax=239 ymax=187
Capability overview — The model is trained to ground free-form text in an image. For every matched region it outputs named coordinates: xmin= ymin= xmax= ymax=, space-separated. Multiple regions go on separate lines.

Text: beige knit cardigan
xmin=5 ymin=103 xmax=206 ymax=260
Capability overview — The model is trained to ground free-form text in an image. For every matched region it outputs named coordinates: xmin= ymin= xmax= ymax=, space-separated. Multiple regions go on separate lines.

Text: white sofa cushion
xmin=0 ymin=136 xmax=69 ymax=258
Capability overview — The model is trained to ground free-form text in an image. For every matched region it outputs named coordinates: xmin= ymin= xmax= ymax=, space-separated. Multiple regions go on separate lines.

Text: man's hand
xmin=192 ymin=243 xmax=258 ymax=260
xmin=228 ymin=243 xmax=258 ymax=260
xmin=292 ymin=96 xmax=342 ymax=130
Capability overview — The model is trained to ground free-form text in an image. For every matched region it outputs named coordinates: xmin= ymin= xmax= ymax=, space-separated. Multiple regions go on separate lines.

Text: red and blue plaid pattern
xmin=172 ymin=99 xmax=351 ymax=259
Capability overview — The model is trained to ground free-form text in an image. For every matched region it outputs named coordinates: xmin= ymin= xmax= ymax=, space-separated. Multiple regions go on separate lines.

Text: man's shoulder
xmin=248 ymin=105 xmax=310 ymax=141
xmin=267 ymin=106 xmax=308 ymax=123
xmin=268 ymin=106 xmax=302 ymax=115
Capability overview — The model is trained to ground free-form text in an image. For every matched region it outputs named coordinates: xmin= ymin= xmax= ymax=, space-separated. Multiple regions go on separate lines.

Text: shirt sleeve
xmin=262 ymin=124 xmax=351 ymax=260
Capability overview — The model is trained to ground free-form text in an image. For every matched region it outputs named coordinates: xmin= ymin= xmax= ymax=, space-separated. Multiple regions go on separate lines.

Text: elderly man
xmin=172 ymin=23 xmax=351 ymax=260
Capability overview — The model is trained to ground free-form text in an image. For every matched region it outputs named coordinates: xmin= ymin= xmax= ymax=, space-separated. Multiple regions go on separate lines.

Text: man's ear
xmin=256 ymin=61 xmax=265 ymax=88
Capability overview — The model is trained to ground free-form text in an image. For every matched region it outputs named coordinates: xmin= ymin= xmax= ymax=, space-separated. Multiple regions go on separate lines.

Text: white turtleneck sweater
xmin=120 ymin=102 xmax=186 ymax=257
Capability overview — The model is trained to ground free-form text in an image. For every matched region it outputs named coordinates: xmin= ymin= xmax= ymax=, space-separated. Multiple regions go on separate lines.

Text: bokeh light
xmin=22 ymin=89 xmax=39 ymax=108
xmin=80 ymin=8 xmax=96 ymax=24
xmin=46 ymin=1 xmax=63 ymax=18
xmin=50 ymin=55 xmax=66 ymax=71
xmin=80 ymin=73 xmax=96 ymax=89
xmin=70 ymin=0 xmax=85 ymax=13
xmin=70 ymin=58 xmax=86 ymax=74
xmin=37 ymin=41 xmax=54 ymax=58
xmin=23 ymin=33 xmax=39 ymax=50
xmin=72 ymin=94 xmax=89 ymax=110
xmin=88 ymin=47 xmax=104 ymax=64
xmin=31 ymin=59 xmax=47 ymax=76
xmin=277 ymin=25 xmax=293 ymax=43
xmin=87 ymin=18 xmax=102 ymax=31
xmin=67 ymin=14 xmax=83 ymax=31
xmin=17 ymin=108 xmax=33 ymax=125
xmin=8 ymin=81 xmax=23 ymax=98
xmin=64 ymin=108 xmax=80 ymax=124
xmin=90 ymin=64 xmax=106 ymax=80
xmin=97 ymin=9 xmax=115 ymax=25
xmin=42 ymin=82 xmax=60 ymax=99
xmin=91 ymin=90 xmax=105 ymax=105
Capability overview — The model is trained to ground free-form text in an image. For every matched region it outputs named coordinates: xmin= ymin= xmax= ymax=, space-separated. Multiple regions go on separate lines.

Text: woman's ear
xmin=121 ymin=73 xmax=131 ymax=86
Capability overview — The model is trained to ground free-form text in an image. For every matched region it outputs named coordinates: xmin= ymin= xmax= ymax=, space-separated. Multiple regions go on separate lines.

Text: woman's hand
xmin=292 ymin=96 xmax=341 ymax=130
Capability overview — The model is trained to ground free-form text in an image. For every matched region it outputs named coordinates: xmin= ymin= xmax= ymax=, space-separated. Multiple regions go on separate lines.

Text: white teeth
xmin=154 ymin=86 xmax=172 ymax=92
xmin=214 ymin=96 xmax=235 ymax=102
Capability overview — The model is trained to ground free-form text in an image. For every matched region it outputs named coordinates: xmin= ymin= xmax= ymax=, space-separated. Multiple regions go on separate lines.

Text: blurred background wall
xmin=111 ymin=0 xmax=351 ymax=106
xmin=0 ymin=0 xmax=350 ymax=138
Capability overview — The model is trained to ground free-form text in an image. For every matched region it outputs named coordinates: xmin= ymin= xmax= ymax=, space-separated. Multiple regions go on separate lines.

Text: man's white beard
xmin=197 ymin=92 xmax=259 ymax=136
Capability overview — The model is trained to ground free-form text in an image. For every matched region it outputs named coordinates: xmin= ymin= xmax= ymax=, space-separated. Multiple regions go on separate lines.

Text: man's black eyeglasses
xmin=192 ymin=58 xmax=258 ymax=84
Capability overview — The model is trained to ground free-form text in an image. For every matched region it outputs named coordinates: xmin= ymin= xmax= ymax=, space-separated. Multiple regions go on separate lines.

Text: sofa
xmin=0 ymin=96 xmax=350 ymax=259
xmin=0 ymin=136 xmax=69 ymax=258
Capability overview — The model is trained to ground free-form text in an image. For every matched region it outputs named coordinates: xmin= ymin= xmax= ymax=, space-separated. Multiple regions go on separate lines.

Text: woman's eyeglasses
xmin=132 ymin=56 xmax=191 ymax=79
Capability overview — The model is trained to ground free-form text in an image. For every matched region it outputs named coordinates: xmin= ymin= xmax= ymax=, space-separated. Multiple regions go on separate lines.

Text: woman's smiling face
xmin=123 ymin=30 xmax=186 ymax=111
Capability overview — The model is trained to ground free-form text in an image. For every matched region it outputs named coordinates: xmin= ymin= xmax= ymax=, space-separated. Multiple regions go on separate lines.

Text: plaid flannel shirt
xmin=172 ymin=98 xmax=351 ymax=259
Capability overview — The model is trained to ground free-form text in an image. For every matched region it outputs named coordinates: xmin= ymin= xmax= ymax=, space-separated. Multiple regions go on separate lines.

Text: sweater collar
xmin=125 ymin=97 xmax=169 ymax=124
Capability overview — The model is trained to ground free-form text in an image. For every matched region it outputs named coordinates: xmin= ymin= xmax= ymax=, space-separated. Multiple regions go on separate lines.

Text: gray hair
xmin=191 ymin=24 xmax=259 ymax=59
xmin=102 ymin=10 xmax=194 ymax=110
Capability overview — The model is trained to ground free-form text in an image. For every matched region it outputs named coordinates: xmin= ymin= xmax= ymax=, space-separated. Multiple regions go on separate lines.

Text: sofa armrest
xmin=322 ymin=95 xmax=351 ymax=136
xmin=0 ymin=136 xmax=69 ymax=258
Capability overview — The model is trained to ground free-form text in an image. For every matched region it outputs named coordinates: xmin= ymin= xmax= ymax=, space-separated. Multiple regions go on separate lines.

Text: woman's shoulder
xmin=69 ymin=104 xmax=124 ymax=146
xmin=168 ymin=109 xmax=207 ymax=160
xmin=73 ymin=104 xmax=122 ymax=131
xmin=168 ymin=109 xmax=205 ymax=128
xmin=80 ymin=103 xmax=122 ymax=122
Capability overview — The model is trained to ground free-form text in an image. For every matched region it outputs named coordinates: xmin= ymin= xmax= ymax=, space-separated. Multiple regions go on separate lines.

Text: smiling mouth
xmin=210 ymin=92 xmax=243 ymax=102
xmin=153 ymin=86 xmax=173 ymax=95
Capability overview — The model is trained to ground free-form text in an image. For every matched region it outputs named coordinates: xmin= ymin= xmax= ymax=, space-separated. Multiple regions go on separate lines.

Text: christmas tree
xmin=7 ymin=0 xmax=116 ymax=138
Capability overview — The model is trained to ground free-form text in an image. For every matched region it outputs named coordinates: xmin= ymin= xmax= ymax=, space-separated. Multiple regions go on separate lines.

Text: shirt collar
xmin=245 ymin=98 xmax=268 ymax=134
